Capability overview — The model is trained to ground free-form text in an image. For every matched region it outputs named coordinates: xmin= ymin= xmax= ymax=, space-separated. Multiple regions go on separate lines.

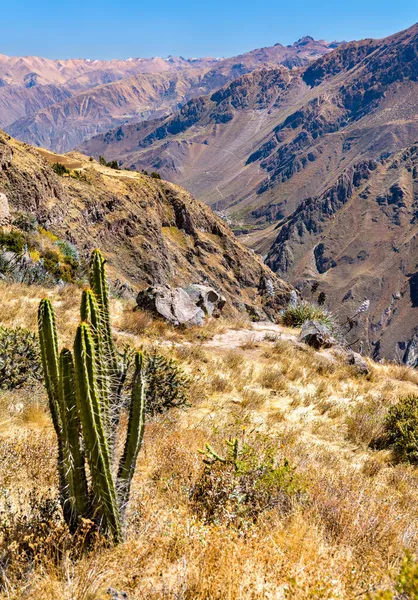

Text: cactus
xmin=38 ymin=249 xmax=146 ymax=543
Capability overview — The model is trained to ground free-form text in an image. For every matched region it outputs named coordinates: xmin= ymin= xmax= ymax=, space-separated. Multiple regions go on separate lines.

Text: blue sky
xmin=1 ymin=0 xmax=416 ymax=60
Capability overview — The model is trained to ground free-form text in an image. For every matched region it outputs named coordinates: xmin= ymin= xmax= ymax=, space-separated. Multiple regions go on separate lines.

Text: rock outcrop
xmin=136 ymin=285 xmax=206 ymax=326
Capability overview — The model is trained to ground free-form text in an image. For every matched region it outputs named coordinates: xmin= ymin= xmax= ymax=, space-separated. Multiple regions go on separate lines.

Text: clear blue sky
xmin=1 ymin=0 xmax=416 ymax=60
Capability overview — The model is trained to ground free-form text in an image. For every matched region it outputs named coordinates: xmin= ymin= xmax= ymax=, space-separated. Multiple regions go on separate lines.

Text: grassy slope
xmin=1 ymin=283 xmax=418 ymax=598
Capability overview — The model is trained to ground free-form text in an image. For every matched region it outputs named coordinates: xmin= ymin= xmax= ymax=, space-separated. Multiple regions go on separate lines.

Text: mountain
xmin=0 ymin=130 xmax=292 ymax=316
xmin=80 ymin=23 xmax=418 ymax=361
xmin=0 ymin=38 xmax=339 ymax=152
xmin=81 ymin=24 xmax=418 ymax=222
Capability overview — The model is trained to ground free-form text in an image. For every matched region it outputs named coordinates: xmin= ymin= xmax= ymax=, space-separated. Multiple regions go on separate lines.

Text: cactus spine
xmin=38 ymin=249 xmax=146 ymax=543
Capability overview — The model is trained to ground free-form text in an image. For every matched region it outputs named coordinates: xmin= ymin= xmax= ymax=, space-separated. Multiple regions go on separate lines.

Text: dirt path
xmin=203 ymin=322 xmax=297 ymax=350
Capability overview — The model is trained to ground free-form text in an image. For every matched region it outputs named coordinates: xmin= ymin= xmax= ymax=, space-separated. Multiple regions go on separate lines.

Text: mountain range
xmin=80 ymin=23 xmax=418 ymax=363
xmin=3 ymin=24 xmax=418 ymax=362
xmin=0 ymin=37 xmax=338 ymax=153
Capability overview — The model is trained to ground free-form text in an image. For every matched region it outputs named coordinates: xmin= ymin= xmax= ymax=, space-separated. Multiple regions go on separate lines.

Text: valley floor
xmin=1 ymin=282 xmax=418 ymax=599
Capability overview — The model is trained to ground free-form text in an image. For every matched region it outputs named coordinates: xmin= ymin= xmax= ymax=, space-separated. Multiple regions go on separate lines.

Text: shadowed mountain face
xmin=80 ymin=23 xmax=418 ymax=361
xmin=0 ymin=38 xmax=339 ymax=153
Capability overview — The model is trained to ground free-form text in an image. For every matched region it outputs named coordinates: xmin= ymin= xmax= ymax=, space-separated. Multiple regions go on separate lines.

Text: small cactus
xmin=38 ymin=249 xmax=146 ymax=542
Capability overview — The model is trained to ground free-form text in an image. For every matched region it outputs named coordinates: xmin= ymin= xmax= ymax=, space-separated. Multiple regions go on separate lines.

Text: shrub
xmin=373 ymin=395 xmax=418 ymax=463
xmin=151 ymin=171 xmax=161 ymax=179
xmin=52 ymin=162 xmax=70 ymax=176
xmin=12 ymin=212 xmax=38 ymax=232
xmin=280 ymin=300 xmax=334 ymax=328
xmin=0 ymin=230 xmax=25 ymax=254
xmin=371 ymin=552 xmax=418 ymax=599
xmin=145 ymin=351 xmax=191 ymax=415
xmin=54 ymin=239 xmax=79 ymax=261
xmin=0 ymin=326 xmax=43 ymax=389
xmin=190 ymin=438 xmax=304 ymax=528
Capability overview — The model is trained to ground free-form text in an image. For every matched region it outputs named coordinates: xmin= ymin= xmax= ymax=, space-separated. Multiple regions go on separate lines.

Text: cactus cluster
xmin=38 ymin=249 xmax=146 ymax=543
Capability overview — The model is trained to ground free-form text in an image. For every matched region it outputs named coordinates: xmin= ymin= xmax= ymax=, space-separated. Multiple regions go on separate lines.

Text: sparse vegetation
xmin=0 ymin=274 xmax=418 ymax=597
xmin=280 ymin=300 xmax=335 ymax=328
xmin=52 ymin=162 xmax=70 ymax=176
xmin=374 ymin=395 xmax=418 ymax=463
xmin=0 ymin=326 xmax=42 ymax=389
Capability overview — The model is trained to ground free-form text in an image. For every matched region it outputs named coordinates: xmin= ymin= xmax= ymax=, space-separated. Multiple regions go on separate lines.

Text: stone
xmin=298 ymin=320 xmax=334 ymax=349
xmin=136 ymin=284 xmax=205 ymax=326
xmin=0 ymin=193 xmax=10 ymax=227
xmin=184 ymin=284 xmax=226 ymax=317
xmin=345 ymin=350 xmax=369 ymax=375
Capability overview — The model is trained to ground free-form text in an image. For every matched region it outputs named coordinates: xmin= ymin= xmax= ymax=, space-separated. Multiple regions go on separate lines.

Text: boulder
xmin=298 ymin=320 xmax=334 ymax=349
xmin=136 ymin=284 xmax=205 ymax=326
xmin=184 ymin=284 xmax=226 ymax=317
xmin=0 ymin=193 xmax=10 ymax=227
xmin=345 ymin=350 xmax=369 ymax=375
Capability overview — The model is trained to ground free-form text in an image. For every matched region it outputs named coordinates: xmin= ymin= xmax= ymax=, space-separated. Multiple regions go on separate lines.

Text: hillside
xmin=1 ymin=277 xmax=418 ymax=598
xmin=0 ymin=38 xmax=339 ymax=152
xmin=80 ymin=23 xmax=418 ymax=362
xmin=0 ymin=131 xmax=292 ymax=317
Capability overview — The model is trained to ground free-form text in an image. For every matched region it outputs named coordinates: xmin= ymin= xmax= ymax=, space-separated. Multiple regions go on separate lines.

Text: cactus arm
xmin=59 ymin=348 xmax=89 ymax=527
xmin=80 ymin=289 xmax=110 ymax=431
xmin=38 ymin=299 xmax=70 ymax=519
xmin=89 ymin=250 xmax=118 ymax=372
xmin=73 ymin=322 xmax=122 ymax=542
xmin=117 ymin=352 xmax=146 ymax=511
xmin=38 ymin=299 xmax=61 ymax=434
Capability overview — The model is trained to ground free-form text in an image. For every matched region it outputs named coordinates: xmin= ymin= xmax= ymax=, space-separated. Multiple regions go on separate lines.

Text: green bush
xmin=151 ymin=171 xmax=161 ymax=179
xmin=280 ymin=301 xmax=334 ymax=328
xmin=52 ymin=162 xmax=70 ymax=176
xmin=144 ymin=351 xmax=190 ymax=415
xmin=374 ymin=395 xmax=418 ymax=463
xmin=0 ymin=326 xmax=43 ymax=389
xmin=191 ymin=438 xmax=304 ymax=528
xmin=54 ymin=239 xmax=79 ymax=261
xmin=371 ymin=552 xmax=418 ymax=599
xmin=0 ymin=230 xmax=25 ymax=255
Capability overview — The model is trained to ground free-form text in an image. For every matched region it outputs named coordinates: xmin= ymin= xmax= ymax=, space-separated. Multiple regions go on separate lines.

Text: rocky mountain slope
xmin=0 ymin=38 xmax=339 ymax=152
xmin=83 ymin=23 xmax=418 ymax=224
xmin=80 ymin=23 xmax=418 ymax=361
xmin=0 ymin=131 xmax=292 ymax=317
xmin=265 ymin=145 xmax=418 ymax=363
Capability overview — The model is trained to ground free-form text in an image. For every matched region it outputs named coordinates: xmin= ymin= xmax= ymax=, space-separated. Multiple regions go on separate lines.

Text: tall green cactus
xmin=38 ymin=249 xmax=146 ymax=543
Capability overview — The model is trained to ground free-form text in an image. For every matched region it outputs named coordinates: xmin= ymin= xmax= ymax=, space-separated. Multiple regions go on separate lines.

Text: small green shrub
xmin=191 ymin=438 xmax=304 ymax=528
xmin=374 ymin=395 xmax=418 ymax=463
xmin=144 ymin=351 xmax=190 ymax=415
xmin=12 ymin=213 xmax=38 ymax=232
xmin=151 ymin=171 xmax=161 ymax=179
xmin=54 ymin=239 xmax=79 ymax=261
xmin=280 ymin=301 xmax=334 ymax=328
xmin=371 ymin=552 xmax=418 ymax=598
xmin=0 ymin=326 xmax=43 ymax=389
xmin=0 ymin=230 xmax=25 ymax=255
xmin=52 ymin=162 xmax=70 ymax=176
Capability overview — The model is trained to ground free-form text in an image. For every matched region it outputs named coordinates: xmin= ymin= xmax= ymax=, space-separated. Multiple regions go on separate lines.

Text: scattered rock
xmin=136 ymin=284 xmax=206 ymax=326
xmin=0 ymin=193 xmax=10 ymax=227
xmin=184 ymin=284 xmax=226 ymax=317
xmin=106 ymin=587 xmax=128 ymax=599
xmin=345 ymin=350 xmax=369 ymax=375
xmin=298 ymin=320 xmax=334 ymax=349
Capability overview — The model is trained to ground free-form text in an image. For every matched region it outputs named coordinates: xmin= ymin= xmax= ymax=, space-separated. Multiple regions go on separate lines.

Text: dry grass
xmin=1 ymin=284 xmax=418 ymax=598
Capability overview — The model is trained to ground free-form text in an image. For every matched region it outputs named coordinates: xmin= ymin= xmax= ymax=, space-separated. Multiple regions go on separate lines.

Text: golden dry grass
xmin=1 ymin=285 xmax=418 ymax=598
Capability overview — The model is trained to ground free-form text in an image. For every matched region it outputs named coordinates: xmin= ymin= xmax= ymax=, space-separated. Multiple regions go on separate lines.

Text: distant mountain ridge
xmin=0 ymin=37 xmax=341 ymax=152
